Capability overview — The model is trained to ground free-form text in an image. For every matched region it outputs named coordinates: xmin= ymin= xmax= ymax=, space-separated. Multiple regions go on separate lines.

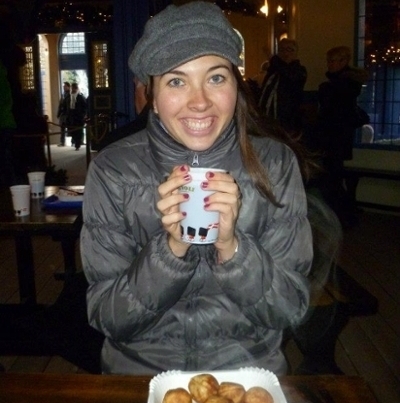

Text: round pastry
xmin=162 ymin=387 xmax=192 ymax=403
xmin=204 ymin=396 xmax=233 ymax=403
xmin=243 ymin=387 xmax=274 ymax=403
xmin=188 ymin=373 xmax=220 ymax=403
xmin=218 ymin=382 xmax=246 ymax=403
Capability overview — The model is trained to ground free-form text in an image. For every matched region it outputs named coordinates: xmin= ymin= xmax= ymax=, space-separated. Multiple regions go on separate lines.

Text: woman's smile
xmin=181 ymin=117 xmax=214 ymax=132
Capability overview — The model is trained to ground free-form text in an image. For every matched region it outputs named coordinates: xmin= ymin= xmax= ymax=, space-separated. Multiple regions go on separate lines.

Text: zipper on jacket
xmin=191 ymin=153 xmax=199 ymax=166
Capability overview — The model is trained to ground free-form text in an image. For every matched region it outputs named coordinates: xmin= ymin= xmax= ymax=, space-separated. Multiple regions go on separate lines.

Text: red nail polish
xmin=204 ymin=196 xmax=209 ymax=203
xmin=182 ymin=212 xmax=187 ymax=216
xmin=183 ymin=193 xmax=189 ymax=199
xmin=204 ymin=203 xmax=210 ymax=209
xmin=208 ymin=172 xmax=215 ymax=178
xmin=201 ymin=181 xmax=208 ymax=188
xmin=184 ymin=174 xmax=191 ymax=181
xmin=180 ymin=165 xmax=187 ymax=172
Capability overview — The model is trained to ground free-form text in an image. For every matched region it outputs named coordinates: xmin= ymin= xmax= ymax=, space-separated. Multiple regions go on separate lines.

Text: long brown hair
xmin=233 ymin=66 xmax=319 ymax=204
xmin=232 ymin=68 xmax=280 ymax=204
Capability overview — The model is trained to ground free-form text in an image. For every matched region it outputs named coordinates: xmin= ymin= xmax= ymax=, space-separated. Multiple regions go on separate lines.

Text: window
xmin=357 ymin=0 xmax=400 ymax=147
xmin=92 ymin=41 xmax=109 ymax=88
xmin=61 ymin=32 xmax=86 ymax=54
xmin=59 ymin=32 xmax=89 ymax=98
xmin=19 ymin=46 xmax=35 ymax=91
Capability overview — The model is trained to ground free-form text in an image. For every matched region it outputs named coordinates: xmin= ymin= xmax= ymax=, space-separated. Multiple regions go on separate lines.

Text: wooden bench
xmin=343 ymin=166 xmax=400 ymax=212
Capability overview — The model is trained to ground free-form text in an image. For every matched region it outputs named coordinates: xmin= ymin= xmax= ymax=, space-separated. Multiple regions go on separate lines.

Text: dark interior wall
xmin=112 ymin=0 xmax=149 ymax=122
xmin=112 ymin=0 xmax=172 ymax=121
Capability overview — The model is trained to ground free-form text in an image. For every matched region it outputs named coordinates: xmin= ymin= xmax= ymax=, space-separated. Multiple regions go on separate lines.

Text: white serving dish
xmin=148 ymin=367 xmax=287 ymax=403
xmin=57 ymin=186 xmax=84 ymax=202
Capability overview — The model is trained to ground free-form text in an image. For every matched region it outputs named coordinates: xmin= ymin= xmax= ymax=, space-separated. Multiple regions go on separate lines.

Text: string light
xmin=260 ymin=1 xmax=269 ymax=16
xmin=37 ymin=2 xmax=113 ymax=29
xmin=367 ymin=46 xmax=400 ymax=66
xmin=37 ymin=0 xmax=276 ymax=31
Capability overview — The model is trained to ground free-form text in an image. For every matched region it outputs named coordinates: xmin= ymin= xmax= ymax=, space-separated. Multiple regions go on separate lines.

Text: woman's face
xmin=152 ymin=55 xmax=238 ymax=152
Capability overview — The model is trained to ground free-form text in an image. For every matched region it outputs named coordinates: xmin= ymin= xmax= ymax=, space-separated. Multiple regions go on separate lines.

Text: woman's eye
xmin=168 ymin=78 xmax=184 ymax=87
xmin=210 ymin=74 xmax=225 ymax=84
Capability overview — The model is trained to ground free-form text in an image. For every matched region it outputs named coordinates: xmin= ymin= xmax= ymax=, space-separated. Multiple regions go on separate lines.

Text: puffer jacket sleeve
xmin=209 ymin=145 xmax=312 ymax=329
xmin=81 ymin=158 xmax=199 ymax=341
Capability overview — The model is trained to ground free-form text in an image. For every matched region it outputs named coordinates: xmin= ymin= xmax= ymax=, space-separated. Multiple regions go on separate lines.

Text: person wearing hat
xmin=81 ymin=1 xmax=312 ymax=375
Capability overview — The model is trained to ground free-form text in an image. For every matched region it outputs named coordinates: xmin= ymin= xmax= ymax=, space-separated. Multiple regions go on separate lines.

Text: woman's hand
xmin=157 ymin=165 xmax=192 ymax=257
xmin=157 ymin=166 xmax=241 ymax=262
xmin=203 ymin=170 xmax=241 ymax=263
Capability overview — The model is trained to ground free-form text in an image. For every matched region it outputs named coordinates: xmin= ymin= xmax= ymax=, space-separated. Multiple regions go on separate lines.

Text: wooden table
xmin=0 ymin=373 xmax=378 ymax=403
xmin=0 ymin=186 xmax=82 ymax=305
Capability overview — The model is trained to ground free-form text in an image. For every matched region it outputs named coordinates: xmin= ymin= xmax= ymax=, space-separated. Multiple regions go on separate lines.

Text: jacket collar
xmin=146 ymin=109 xmax=239 ymax=175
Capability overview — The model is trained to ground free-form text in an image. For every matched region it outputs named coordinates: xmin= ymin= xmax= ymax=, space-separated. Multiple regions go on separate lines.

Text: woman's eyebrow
xmin=208 ymin=64 xmax=231 ymax=73
xmin=163 ymin=69 xmax=185 ymax=77
xmin=163 ymin=64 xmax=231 ymax=77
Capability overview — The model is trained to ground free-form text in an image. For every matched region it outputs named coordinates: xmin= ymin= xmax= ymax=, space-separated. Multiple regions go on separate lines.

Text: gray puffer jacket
xmin=81 ymin=110 xmax=312 ymax=375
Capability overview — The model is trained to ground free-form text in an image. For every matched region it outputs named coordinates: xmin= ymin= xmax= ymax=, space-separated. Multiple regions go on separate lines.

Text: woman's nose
xmin=187 ymin=86 xmax=212 ymax=111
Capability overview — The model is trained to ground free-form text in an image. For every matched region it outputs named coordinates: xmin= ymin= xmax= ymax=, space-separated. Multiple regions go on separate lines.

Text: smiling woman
xmin=80 ymin=1 xmax=312 ymax=375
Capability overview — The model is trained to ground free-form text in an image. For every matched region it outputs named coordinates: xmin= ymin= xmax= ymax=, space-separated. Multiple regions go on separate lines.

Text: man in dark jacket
xmin=258 ymin=39 xmax=307 ymax=136
xmin=67 ymin=83 xmax=87 ymax=151
xmin=316 ymin=46 xmax=369 ymax=228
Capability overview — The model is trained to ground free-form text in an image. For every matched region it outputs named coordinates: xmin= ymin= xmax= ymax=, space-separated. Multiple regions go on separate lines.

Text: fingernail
xmin=201 ymin=181 xmax=208 ymax=188
xmin=183 ymin=193 xmax=189 ymax=199
xmin=184 ymin=174 xmax=191 ymax=181
xmin=207 ymin=172 xmax=215 ymax=178
xmin=180 ymin=165 xmax=187 ymax=172
xmin=182 ymin=212 xmax=187 ymax=216
xmin=204 ymin=196 xmax=209 ymax=203
xmin=204 ymin=203 xmax=210 ymax=209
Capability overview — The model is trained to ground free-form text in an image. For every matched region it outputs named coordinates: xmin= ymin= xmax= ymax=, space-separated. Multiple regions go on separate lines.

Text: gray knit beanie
xmin=128 ymin=1 xmax=243 ymax=85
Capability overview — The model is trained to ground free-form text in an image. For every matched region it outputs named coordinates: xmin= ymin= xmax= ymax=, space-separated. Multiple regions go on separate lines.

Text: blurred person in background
xmin=0 ymin=59 xmax=17 ymax=188
xmin=67 ymin=83 xmax=87 ymax=151
xmin=57 ymin=82 xmax=71 ymax=147
xmin=97 ymin=77 xmax=149 ymax=151
xmin=258 ymin=38 xmax=307 ymax=136
xmin=316 ymin=45 xmax=369 ymax=228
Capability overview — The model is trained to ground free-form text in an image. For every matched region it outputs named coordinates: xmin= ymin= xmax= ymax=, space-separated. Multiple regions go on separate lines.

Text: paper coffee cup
xmin=10 ymin=185 xmax=31 ymax=217
xmin=27 ymin=171 xmax=46 ymax=198
xmin=179 ymin=167 xmax=226 ymax=244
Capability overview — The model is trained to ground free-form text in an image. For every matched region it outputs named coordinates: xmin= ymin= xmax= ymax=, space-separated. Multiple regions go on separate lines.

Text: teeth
xmin=184 ymin=119 xmax=212 ymax=130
